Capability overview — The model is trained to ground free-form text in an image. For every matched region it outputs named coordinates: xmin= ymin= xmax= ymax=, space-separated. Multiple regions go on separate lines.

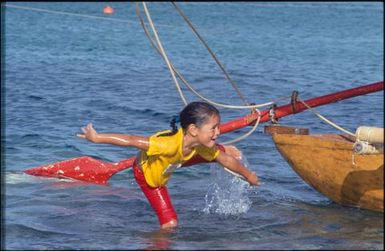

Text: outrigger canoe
xmin=268 ymin=125 xmax=384 ymax=212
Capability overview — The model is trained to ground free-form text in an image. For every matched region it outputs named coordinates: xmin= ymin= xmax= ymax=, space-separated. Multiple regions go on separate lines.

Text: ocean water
xmin=3 ymin=2 xmax=384 ymax=250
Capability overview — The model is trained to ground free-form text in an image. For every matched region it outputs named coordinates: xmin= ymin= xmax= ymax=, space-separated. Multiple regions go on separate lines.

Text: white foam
xmin=203 ymin=151 xmax=253 ymax=216
xmin=5 ymin=172 xmax=75 ymax=184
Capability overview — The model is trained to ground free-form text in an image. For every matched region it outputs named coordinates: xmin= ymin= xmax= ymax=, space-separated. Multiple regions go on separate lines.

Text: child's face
xmin=196 ymin=114 xmax=221 ymax=148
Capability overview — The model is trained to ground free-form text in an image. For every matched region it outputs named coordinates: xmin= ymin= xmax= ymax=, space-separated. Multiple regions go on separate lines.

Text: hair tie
xmin=169 ymin=115 xmax=179 ymax=133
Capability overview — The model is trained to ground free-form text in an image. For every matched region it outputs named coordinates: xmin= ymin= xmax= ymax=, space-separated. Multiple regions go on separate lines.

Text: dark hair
xmin=158 ymin=102 xmax=220 ymax=137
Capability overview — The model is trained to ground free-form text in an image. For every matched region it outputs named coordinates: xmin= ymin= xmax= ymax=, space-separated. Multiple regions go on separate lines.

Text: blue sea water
xmin=2 ymin=2 xmax=384 ymax=250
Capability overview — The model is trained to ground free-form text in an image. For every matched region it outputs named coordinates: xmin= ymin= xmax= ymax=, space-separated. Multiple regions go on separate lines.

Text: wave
xmin=5 ymin=172 xmax=76 ymax=185
xmin=21 ymin=133 xmax=42 ymax=139
xmin=6 ymin=223 xmax=75 ymax=238
xmin=27 ymin=95 xmax=45 ymax=101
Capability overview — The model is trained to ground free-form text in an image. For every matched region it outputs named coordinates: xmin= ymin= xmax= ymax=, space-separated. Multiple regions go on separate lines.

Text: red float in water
xmin=103 ymin=6 xmax=114 ymax=14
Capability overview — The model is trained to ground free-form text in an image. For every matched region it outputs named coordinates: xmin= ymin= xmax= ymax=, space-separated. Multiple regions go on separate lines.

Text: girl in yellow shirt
xmin=78 ymin=101 xmax=259 ymax=229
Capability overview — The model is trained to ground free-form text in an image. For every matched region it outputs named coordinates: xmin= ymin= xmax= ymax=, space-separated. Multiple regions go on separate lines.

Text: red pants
xmin=133 ymin=160 xmax=178 ymax=226
xmin=132 ymin=144 xmax=225 ymax=226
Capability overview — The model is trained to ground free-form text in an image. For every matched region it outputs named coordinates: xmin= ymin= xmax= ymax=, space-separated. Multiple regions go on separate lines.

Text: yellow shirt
xmin=137 ymin=128 xmax=220 ymax=188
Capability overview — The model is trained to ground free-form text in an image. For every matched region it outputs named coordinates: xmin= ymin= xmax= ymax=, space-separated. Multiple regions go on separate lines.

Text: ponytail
xmin=157 ymin=115 xmax=179 ymax=137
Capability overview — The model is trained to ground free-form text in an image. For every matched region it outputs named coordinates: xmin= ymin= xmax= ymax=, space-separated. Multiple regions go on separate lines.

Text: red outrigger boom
xmin=24 ymin=81 xmax=384 ymax=185
xmin=220 ymin=81 xmax=384 ymax=133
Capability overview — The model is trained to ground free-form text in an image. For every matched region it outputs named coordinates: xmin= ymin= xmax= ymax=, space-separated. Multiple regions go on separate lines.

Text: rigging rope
xmin=221 ymin=109 xmax=262 ymax=145
xmin=141 ymin=2 xmax=188 ymax=105
xmin=171 ymin=2 xmax=250 ymax=106
xmin=137 ymin=2 xmax=267 ymax=145
xmin=299 ymin=99 xmax=355 ymax=137
xmin=136 ymin=3 xmax=282 ymax=110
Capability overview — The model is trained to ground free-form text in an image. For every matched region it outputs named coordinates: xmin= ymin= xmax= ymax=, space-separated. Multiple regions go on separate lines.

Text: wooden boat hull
xmin=272 ymin=133 xmax=384 ymax=212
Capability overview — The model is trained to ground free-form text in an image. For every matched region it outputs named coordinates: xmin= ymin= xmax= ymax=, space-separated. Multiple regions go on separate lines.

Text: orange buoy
xmin=103 ymin=6 xmax=114 ymax=14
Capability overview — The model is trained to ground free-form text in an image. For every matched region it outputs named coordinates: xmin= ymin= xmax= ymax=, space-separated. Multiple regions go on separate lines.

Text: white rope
xmin=141 ymin=2 xmax=188 ymax=105
xmin=220 ymin=109 xmax=262 ymax=145
xmin=171 ymin=2 xmax=249 ymax=106
xmin=177 ymin=71 xmax=277 ymax=109
xmin=299 ymin=99 xmax=355 ymax=137
xmin=137 ymin=3 xmax=268 ymax=147
xmin=136 ymin=3 xmax=282 ymax=110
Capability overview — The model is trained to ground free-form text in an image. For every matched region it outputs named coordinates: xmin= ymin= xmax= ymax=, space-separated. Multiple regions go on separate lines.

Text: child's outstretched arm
xmin=77 ymin=123 xmax=149 ymax=151
xmin=215 ymin=151 xmax=260 ymax=186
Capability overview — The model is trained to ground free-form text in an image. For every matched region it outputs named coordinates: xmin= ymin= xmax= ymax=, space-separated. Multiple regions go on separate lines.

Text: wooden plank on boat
xmin=264 ymin=124 xmax=309 ymax=135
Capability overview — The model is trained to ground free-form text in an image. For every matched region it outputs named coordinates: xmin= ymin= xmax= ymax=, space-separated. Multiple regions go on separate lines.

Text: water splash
xmin=203 ymin=151 xmax=252 ymax=216
xmin=5 ymin=172 xmax=75 ymax=184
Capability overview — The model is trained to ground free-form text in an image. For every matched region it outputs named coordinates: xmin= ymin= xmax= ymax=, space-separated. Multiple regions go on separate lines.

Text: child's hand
xmin=77 ymin=123 xmax=99 ymax=143
xmin=247 ymin=171 xmax=260 ymax=186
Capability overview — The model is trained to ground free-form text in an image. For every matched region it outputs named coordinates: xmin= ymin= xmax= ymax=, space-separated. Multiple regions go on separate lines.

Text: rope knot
xmin=291 ymin=90 xmax=299 ymax=114
xmin=269 ymin=104 xmax=279 ymax=124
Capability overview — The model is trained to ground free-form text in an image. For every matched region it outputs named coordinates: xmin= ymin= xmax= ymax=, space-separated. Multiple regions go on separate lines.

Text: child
xmin=77 ymin=101 xmax=259 ymax=229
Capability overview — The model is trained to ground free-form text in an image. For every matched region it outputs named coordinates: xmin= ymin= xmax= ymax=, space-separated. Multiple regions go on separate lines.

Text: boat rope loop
xmin=221 ymin=109 xmax=262 ymax=145
xmin=290 ymin=90 xmax=299 ymax=113
xmin=299 ymin=99 xmax=355 ymax=137
xmin=136 ymin=3 xmax=282 ymax=110
xmin=268 ymin=104 xmax=279 ymax=124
